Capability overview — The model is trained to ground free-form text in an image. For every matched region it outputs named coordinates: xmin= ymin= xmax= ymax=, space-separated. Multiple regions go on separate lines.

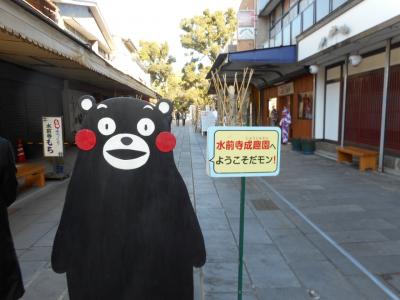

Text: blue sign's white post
xmin=207 ymin=126 xmax=281 ymax=300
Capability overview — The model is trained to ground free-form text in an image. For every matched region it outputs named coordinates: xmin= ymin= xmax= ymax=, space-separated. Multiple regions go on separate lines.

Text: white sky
xmin=98 ymin=0 xmax=241 ymax=71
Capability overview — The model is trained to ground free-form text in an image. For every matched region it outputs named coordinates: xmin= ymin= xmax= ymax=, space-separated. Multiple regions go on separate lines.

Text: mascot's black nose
xmin=121 ymin=137 xmax=133 ymax=146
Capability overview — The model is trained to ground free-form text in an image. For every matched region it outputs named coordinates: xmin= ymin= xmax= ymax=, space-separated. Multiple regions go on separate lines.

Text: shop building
xmin=210 ymin=0 xmax=323 ymax=139
xmin=297 ymin=0 xmax=400 ymax=172
xmin=209 ymin=0 xmax=400 ymax=173
xmin=0 ymin=0 xmax=157 ymax=156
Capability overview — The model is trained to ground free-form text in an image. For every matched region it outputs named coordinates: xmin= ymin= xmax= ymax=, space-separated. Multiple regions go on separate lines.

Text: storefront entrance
xmin=263 ymin=75 xmax=313 ymax=139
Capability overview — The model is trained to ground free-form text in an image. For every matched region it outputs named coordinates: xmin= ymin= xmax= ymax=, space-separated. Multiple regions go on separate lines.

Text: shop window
xmin=291 ymin=15 xmax=301 ymax=44
xmin=316 ymin=0 xmax=329 ymax=21
xmin=290 ymin=0 xmax=299 ymax=7
xmin=275 ymin=31 xmax=282 ymax=47
xmin=289 ymin=4 xmax=298 ymax=20
xmin=302 ymin=3 xmax=314 ymax=31
xmin=332 ymin=0 xmax=347 ymax=10
xmin=283 ymin=13 xmax=291 ymax=27
xmin=269 ymin=38 xmax=275 ymax=47
xmin=299 ymin=0 xmax=313 ymax=13
xmin=275 ymin=20 xmax=282 ymax=33
xmin=270 ymin=25 xmax=276 ymax=37
xmin=298 ymin=92 xmax=313 ymax=120
xmin=283 ymin=25 xmax=291 ymax=46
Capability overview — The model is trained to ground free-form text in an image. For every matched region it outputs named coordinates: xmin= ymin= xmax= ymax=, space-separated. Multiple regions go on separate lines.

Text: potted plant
xmin=301 ymin=139 xmax=316 ymax=154
xmin=291 ymin=138 xmax=302 ymax=151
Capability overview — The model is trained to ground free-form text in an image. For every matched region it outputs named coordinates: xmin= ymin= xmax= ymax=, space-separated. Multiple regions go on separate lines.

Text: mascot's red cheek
xmin=75 ymin=129 xmax=97 ymax=151
xmin=156 ymin=132 xmax=176 ymax=152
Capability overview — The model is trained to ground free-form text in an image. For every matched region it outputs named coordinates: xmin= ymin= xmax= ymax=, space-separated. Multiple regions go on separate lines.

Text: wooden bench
xmin=336 ymin=146 xmax=378 ymax=171
xmin=16 ymin=163 xmax=45 ymax=188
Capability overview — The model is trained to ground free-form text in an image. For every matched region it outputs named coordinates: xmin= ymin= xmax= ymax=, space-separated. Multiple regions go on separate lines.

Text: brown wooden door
xmin=345 ymin=69 xmax=384 ymax=148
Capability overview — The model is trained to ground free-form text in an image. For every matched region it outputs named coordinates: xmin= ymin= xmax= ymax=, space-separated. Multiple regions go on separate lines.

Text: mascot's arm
xmin=51 ymin=193 xmax=74 ymax=273
xmin=183 ymin=195 xmax=206 ymax=268
xmin=51 ymin=217 xmax=68 ymax=273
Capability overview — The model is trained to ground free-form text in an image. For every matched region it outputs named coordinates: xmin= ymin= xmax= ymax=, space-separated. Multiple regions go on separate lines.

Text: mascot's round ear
xmin=79 ymin=95 xmax=96 ymax=112
xmin=156 ymin=99 xmax=173 ymax=115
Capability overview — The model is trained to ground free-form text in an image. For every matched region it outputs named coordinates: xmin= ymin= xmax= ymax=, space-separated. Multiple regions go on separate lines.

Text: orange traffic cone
xmin=16 ymin=139 xmax=26 ymax=163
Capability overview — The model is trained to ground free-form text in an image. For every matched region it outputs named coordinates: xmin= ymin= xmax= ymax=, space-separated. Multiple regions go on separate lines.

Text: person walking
xmin=279 ymin=107 xmax=292 ymax=144
xmin=181 ymin=111 xmax=187 ymax=126
xmin=269 ymin=106 xmax=278 ymax=126
xmin=0 ymin=137 xmax=24 ymax=300
xmin=175 ymin=111 xmax=180 ymax=126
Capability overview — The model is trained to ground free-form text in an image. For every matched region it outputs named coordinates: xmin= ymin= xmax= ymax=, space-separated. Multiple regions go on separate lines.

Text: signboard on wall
xmin=42 ymin=116 xmax=64 ymax=157
xmin=238 ymin=27 xmax=255 ymax=40
xmin=207 ymin=126 xmax=281 ymax=177
xmin=277 ymin=82 xmax=294 ymax=96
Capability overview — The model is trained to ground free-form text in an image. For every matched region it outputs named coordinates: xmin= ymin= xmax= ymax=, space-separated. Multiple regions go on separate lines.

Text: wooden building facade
xmin=262 ymin=74 xmax=314 ymax=139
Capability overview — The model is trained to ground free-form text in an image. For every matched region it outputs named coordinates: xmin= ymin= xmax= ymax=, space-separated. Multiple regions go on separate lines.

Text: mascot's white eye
xmin=98 ymin=117 xmax=116 ymax=136
xmin=137 ymin=118 xmax=155 ymax=136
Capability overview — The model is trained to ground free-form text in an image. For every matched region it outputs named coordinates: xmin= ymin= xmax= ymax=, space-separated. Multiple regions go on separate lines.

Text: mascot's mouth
xmin=106 ymin=149 xmax=146 ymax=160
xmin=103 ymin=133 xmax=150 ymax=170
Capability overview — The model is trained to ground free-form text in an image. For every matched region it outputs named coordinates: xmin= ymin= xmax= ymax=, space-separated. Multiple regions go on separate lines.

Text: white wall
xmin=57 ymin=4 xmax=110 ymax=51
xmin=324 ymin=82 xmax=341 ymax=141
xmin=298 ymin=0 xmax=400 ymax=61
xmin=314 ymin=67 xmax=325 ymax=139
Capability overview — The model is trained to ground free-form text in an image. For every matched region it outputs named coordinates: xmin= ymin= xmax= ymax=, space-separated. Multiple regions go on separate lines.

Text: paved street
xmin=7 ymin=122 xmax=400 ymax=299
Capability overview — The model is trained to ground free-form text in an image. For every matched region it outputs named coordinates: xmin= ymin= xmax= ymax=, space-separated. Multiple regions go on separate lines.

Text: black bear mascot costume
xmin=52 ymin=96 xmax=206 ymax=300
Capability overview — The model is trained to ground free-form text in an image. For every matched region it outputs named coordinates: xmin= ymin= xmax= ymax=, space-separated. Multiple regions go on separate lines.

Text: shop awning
xmin=227 ymin=45 xmax=297 ymax=64
xmin=207 ymin=46 xmax=305 ymax=92
xmin=0 ymin=0 xmax=159 ymax=99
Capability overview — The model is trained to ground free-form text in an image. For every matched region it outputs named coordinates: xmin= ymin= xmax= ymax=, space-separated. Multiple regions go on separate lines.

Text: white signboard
xmin=42 ymin=116 xmax=64 ymax=157
xmin=201 ymin=111 xmax=217 ymax=135
xmin=238 ymin=27 xmax=255 ymax=40
xmin=207 ymin=126 xmax=281 ymax=177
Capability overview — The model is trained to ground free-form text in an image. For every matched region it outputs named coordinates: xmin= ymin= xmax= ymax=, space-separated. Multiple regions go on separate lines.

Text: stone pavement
xmin=7 ymin=121 xmax=400 ymax=299
xmin=263 ymin=145 xmax=400 ymax=299
xmin=186 ymin=124 xmax=399 ymax=300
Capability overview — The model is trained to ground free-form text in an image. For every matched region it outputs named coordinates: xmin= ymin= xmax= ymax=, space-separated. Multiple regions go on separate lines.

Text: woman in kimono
xmin=279 ymin=107 xmax=292 ymax=144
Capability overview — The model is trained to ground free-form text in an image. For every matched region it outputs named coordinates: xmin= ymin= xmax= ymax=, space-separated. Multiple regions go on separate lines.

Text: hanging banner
xmin=42 ymin=116 xmax=64 ymax=157
xmin=207 ymin=126 xmax=281 ymax=177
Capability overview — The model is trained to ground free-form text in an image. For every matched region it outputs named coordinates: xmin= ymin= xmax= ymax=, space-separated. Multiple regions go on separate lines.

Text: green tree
xmin=180 ymin=9 xmax=237 ymax=62
xmin=138 ymin=41 xmax=176 ymax=96
xmin=181 ymin=61 xmax=209 ymax=107
xmin=163 ymin=73 xmax=183 ymax=101
xmin=179 ymin=9 xmax=237 ymax=107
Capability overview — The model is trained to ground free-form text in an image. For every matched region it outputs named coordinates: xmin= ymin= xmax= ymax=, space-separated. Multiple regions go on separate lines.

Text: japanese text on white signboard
xmin=42 ymin=117 xmax=64 ymax=157
xmin=207 ymin=126 xmax=281 ymax=178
